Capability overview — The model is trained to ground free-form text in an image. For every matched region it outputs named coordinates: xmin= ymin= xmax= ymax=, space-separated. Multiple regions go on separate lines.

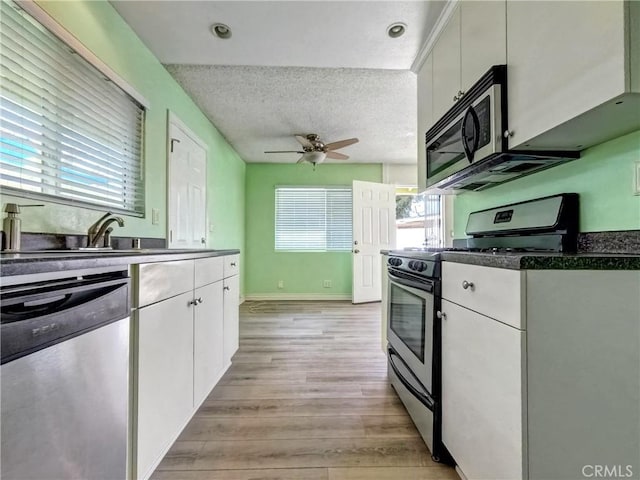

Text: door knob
xmin=201 ymin=237 xmax=206 ymax=244
xmin=353 ymin=249 xmax=360 ymax=254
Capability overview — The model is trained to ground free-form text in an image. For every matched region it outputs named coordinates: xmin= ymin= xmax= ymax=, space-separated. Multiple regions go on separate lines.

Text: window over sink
xmin=0 ymin=0 xmax=147 ymax=216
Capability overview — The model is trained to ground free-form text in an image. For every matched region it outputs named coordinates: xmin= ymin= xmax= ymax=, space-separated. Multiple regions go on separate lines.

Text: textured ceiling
xmin=111 ymin=1 xmax=449 ymax=164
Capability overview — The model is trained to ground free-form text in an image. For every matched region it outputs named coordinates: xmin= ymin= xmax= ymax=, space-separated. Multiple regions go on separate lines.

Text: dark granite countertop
xmin=441 ymin=251 xmax=639 ymax=270
xmin=0 ymin=249 xmax=240 ymax=277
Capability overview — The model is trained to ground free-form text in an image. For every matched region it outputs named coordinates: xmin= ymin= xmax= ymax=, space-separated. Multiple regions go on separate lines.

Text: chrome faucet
xmin=87 ymin=212 xmax=124 ymax=248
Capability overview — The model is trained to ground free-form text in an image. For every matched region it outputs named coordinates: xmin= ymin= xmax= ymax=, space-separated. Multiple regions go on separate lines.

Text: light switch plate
xmin=151 ymin=208 xmax=160 ymax=225
xmin=635 ymin=161 xmax=640 ymax=196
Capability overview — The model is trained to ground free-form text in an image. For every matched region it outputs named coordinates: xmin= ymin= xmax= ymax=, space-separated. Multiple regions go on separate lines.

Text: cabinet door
xmin=460 ymin=0 xmax=506 ymax=91
xmin=223 ymin=275 xmax=240 ymax=365
xmin=441 ymin=299 xmax=525 ymax=480
xmin=432 ymin=5 xmax=461 ymax=120
xmin=136 ymin=291 xmax=194 ymax=480
xmin=506 ymin=0 xmax=627 ymax=149
xmin=193 ymin=281 xmax=224 ymax=407
xmin=417 ymin=52 xmax=433 ymax=192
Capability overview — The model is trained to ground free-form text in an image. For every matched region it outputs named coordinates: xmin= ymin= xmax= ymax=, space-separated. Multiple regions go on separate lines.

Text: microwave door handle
xmin=461 ymin=106 xmax=480 ymax=162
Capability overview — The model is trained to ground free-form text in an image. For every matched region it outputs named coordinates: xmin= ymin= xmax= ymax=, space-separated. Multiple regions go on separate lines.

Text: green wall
xmin=453 ymin=130 xmax=640 ymax=237
xmin=245 ymin=164 xmax=382 ymax=297
xmin=0 ymin=0 xmax=246 ymax=255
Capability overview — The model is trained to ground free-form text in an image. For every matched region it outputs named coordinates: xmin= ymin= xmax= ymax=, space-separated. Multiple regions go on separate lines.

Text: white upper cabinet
xmin=506 ymin=0 xmax=640 ymax=150
xmin=432 ymin=6 xmax=461 ymax=121
xmin=431 ymin=2 xmax=506 ymax=121
xmin=417 ymin=52 xmax=433 ymax=192
xmin=460 ymin=0 xmax=507 ymax=90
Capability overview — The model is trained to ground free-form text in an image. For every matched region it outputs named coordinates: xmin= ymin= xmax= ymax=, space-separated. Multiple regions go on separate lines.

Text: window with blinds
xmin=275 ymin=187 xmax=352 ymax=252
xmin=0 ymin=1 xmax=145 ymax=216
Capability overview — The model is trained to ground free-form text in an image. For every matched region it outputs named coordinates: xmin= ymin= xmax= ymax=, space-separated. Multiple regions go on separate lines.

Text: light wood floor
xmin=151 ymin=301 xmax=457 ymax=480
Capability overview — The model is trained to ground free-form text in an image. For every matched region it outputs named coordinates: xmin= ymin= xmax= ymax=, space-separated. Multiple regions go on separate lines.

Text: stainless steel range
xmin=386 ymin=193 xmax=580 ymax=464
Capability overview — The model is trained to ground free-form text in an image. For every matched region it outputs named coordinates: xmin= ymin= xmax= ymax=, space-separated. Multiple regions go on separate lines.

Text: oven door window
xmin=389 ymin=282 xmax=426 ymax=362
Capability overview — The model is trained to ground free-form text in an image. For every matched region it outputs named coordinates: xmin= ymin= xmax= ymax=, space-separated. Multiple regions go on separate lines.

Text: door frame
xmin=166 ymin=111 xmax=209 ymax=248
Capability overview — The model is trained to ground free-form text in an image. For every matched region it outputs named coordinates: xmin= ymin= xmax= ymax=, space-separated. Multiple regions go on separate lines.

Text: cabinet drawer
xmin=195 ymin=256 xmax=223 ymax=288
xmin=442 ymin=262 xmax=525 ymax=329
xmin=223 ymin=254 xmax=240 ymax=278
xmin=135 ymin=260 xmax=194 ymax=308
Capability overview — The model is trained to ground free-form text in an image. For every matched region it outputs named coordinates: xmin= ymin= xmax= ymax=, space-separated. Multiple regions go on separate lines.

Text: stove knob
xmin=408 ymin=261 xmax=416 ymax=270
xmin=418 ymin=261 xmax=427 ymax=272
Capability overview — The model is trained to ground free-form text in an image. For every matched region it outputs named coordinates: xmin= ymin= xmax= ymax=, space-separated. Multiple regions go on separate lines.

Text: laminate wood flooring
xmin=151 ymin=301 xmax=457 ymax=480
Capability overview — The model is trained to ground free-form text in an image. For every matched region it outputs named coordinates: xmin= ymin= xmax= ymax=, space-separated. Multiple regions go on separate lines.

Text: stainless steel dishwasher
xmin=1 ymin=267 xmax=131 ymax=480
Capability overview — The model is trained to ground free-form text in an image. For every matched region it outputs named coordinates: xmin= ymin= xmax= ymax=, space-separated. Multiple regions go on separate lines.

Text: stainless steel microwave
xmin=424 ymin=66 xmax=579 ymax=192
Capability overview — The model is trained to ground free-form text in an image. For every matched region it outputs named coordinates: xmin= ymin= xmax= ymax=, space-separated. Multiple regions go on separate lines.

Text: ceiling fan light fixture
xmin=387 ymin=22 xmax=406 ymax=38
xmin=304 ymin=151 xmax=327 ymax=164
xmin=211 ymin=23 xmax=232 ymax=39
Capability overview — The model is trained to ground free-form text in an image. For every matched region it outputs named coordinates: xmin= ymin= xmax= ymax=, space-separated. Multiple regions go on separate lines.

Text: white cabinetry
xmin=431 ymin=1 xmax=506 ymax=121
xmin=136 ymin=290 xmax=194 ymax=480
xmin=441 ymin=261 xmax=640 ymax=480
xmin=222 ymin=254 xmax=240 ymax=366
xmin=133 ymin=254 xmax=238 ymax=480
xmin=506 ymin=0 xmax=640 ymax=150
xmin=441 ymin=263 xmax=525 ymax=480
xmin=417 ymin=53 xmax=433 ymax=192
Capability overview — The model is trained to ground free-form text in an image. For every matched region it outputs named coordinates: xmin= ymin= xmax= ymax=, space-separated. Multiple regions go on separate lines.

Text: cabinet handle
xmin=453 ymin=94 xmax=458 ymax=102
xmin=458 ymin=90 xmax=464 ymax=98
xmin=188 ymin=299 xmax=197 ymax=306
xmin=230 ymin=262 xmax=237 ymax=266
xmin=462 ymin=280 xmax=475 ymax=290
xmin=503 ymin=130 xmax=514 ymax=138
xmin=223 ymin=286 xmax=230 ymax=291
xmin=436 ymin=310 xmax=447 ymax=320
xmin=196 ymin=297 xmax=203 ymax=304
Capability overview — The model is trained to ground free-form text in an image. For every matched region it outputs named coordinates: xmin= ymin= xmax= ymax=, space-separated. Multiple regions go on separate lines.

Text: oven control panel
xmin=387 ymin=256 xmax=439 ymax=279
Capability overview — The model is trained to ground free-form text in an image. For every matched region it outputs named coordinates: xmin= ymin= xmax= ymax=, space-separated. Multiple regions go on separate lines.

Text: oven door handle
xmin=388 ymin=272 xmax=434 ymax=293
xmin=388 ymin=346 xmax=435 ymax=411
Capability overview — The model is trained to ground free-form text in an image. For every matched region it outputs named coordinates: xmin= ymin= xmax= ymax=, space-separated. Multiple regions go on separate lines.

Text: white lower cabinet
xmin=441 ymin=262 xmax=640 ymax=480
xmin=223 ymin=273 xmax=239 ymax=366
xmin=133 ymin=254 xmax=239 ymax=480
xmin=136 ymin=291 xmax=194 ymax=480
xmin=441 ymin=299 xmax=525 ymax=480
xmin=193 ymin=280 xmax=224 ymax=407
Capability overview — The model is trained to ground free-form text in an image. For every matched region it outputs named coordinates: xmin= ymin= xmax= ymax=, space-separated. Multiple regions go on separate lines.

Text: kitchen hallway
xmin=151 ymin=301 xmax=457 ymax=480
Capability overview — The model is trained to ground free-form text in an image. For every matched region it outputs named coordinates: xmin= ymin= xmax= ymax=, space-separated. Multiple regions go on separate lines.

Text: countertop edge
xmin=0 ymin=249 xmax=241 ymax=277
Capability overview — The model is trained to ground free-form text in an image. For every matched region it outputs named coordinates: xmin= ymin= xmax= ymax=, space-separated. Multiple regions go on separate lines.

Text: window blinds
xmin=275 ymin=187 xmax=352 ymax=251
xmin=0 ymin=1 xmax=145 ymax=216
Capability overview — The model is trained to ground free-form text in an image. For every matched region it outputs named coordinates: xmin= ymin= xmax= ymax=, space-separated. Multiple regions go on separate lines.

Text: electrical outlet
xmin=635 ymin=160 xmax=640 ymax=196
xmin=151 ymin=208 xmax=160 ymax=225
xmin=323 ymin=280 xmax=332 ymax=288
xmin=277 ymin=280 xmax=284 ymax=289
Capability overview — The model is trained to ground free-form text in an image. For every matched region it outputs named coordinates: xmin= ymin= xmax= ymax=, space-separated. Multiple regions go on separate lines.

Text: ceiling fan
xmin=264 ymin=134 xmax=359 ymax=165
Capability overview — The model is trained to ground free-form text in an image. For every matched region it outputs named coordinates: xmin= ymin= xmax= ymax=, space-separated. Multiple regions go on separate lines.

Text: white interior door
xmin=352 ymin=180 xmax=396 ymax=304
xmin=168 ymin=115 xmax=207 ymax=249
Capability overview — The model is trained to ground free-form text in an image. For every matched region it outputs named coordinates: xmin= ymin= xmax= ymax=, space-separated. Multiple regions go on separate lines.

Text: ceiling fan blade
xmin=325 ymin=137 xmax=359 ymax=151
xmin=264 ymin=150 xmax=305 ymax=154
xmin=297 ymin=156 xmax=308 ymax=164
xmin=294 ymin=135 xmax=314 ymax=149
xmin=326 ymin=151 xmax=349 ymax=160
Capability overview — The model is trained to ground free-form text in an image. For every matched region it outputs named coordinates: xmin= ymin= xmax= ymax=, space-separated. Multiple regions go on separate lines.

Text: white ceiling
xmin=111 ymin=1 xmax=449 ymax=164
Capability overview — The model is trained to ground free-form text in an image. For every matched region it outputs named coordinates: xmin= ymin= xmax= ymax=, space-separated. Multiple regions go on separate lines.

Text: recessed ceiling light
xmin=387 ymin=22 xmax=406 ymax=38
xmin=211 ymin=23 xmax=232 ymax=39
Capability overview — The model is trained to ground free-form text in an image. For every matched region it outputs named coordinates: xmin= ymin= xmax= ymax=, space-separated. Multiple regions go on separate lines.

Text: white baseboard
xmin=239 ymin=294 xmax=246 ymax=305
xmin=244 ymin=293 xmax=352 ymax=301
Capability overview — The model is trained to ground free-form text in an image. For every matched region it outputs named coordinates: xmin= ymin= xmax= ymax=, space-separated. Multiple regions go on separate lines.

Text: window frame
xmin=0 ymin=0 xmax=149 ymax=216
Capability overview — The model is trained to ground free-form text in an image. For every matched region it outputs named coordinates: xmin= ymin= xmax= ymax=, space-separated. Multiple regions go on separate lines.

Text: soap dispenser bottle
xmin=3 ymin=203 xmax=44 ymax=251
